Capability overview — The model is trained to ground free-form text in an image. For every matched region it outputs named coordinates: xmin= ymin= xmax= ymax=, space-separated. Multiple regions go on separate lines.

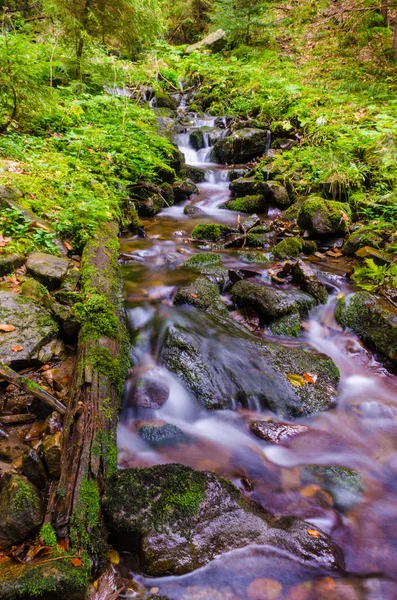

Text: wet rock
xmin=302 ymin=465 xmax=363 ymax=511
xmin=26 ymin=252 xmax=69 ymax=291
xmin=185 ymin=253 xmax=221 ymax=269
xmin=240 ymin=214 xmax=261 ymax=232
xmin=230 ymin=177 xmax=260 ymax=197
xmin=185 ymin=28 xmax=227 ymax=54
xmin=153 ymin=92 xmax=178 ymax=111
xmin=133 ymin=193 xmax=165 ymax=217
xmin=0 ymin=253 xmax=25 ymax=276
xmin=50 ymin=302 xmax=80 ymax=338
xmin=213 ymin=129 xmax=271 ymax=164
xmin=173 ymin=181 xmax=199 ymax=203
xmin=129 ymin=369 xmax=170 ymax=411
xmin=282 ymin=259 xmax=328 ymax=304
xmin=191 ymin=223 xmax=236 ymax=241
xmin=185 ymin=165 xmax=206 ymax=183
xmin=183 ymin=205 xmax=207 ymax=218
xmin=221 ymin=195 xmax=267 ymax=213
xmin=162 ymin=311 xmax=339 ymax=416
xmin=43 ymin=411 xmax=63 ymax=434
xmin=269 ymin=313 xmax=301 ymax=337
xmin=260 ymin=182 xmax=291 ymax=207
xmin=231 ymin=280 xmax=315 ymax=320
xmin=174 ymin=277 xmax=224 ymax=313
xmin=20 ymin=278 xmax=53 ymax=309
xmin=298 ymin=197 xmax=351 ymax=237
xmin=335 ymin=291 xmax=397 ymax=361
xmin=223 ymin=233 xmax=264 ymax=248
xmin=189 ymin=130 xmax=205 ymax=150
xmin=103 ymin=464 xmax=344 ymax=576
xmin=0 ymin=292 xmax=59 ymax=367
xmin=0 ymin=473 xmax=44 ymax=550
xmin=137 ymin=423 xmax=189 ymax=448
xmin=238 ymin=251 xmax=268 ymax=264
xmin=250 ymin=420 xmax=309 ymax=443
xmin=342 ymin=228 xmax=383 ymax=256
xmin=22 ymin=449 xmax=48 ymax=489
xmin=230 ymin=307 xmax=260 ymax=332
xmin=157 ymin=116 xmax=184 ymax=139
xmin=229 ymin=168 xmax=249 ymax=181
xmin=41 ymin=431 xmax=62 ymax=479
xmin=273 ymin=237 xmax=303 ymax=259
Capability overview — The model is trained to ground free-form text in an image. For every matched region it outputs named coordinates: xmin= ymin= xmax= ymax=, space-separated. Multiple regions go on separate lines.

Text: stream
xmin=117 ymin=100 xmax=397 ymax=599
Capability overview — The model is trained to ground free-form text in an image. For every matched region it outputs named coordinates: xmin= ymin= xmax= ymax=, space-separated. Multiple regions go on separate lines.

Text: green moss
xmin=184 ymin=253 xmax=221 ymax=268
xmin=174 ymin=277 xmax=222 ymax=312
xmin=273 ymin=237 xmax=303 ymax=259
xmin=75 ymin=293 xmax=118 ymax=340
xmin=269 ymin=313 xmax=301 ymax=337
xmin=20 ymin=280 xmax=52 ymax=309
xmin=298 ymin=197 xmax=352 ymax=236
xmin=245 ymin=234 xmax=265 ymax=247
xmin=71 ymin=477 xmax=100 ymax=553
xmin=189 ymin=129 xmax=204 ymax=150
xmin=88 ymin=346 xmax=122 ymax=394
xmin=39 ymin=523 xmax=57 ymax=547
xmin=191 ymin=223 xmax=234 ymax=241
xmin=302 ymin=240 xmax=318 ymax=254
xmin=0 ymin=548 xmax=90 ymax=600
xmin=238 ymin=250 xmax=268 ymax=264
xmin=222 ymin=195 xmax=266 ymax=213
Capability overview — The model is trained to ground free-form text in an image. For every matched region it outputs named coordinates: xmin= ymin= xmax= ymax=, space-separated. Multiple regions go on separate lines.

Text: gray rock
xmin=213 ymin=129 xmax=270 ymax=164
xmin=185 ymin=29 xmax=227 ymax=54
xmin=26 ymin=252 xmax=69 ymax=290
xmin=185 ymin=165 xmax=206 ymax=183
xmin=183 ymin=205 xmax=207 ymax=218
xmin=137 ymin=423 xmax=189 ymax=448
xmin=281 ymin=260 xmax=328 ymax=304
xmin=161 ymin=311 xmax=339 ymax=416
xmin=22 ymin=449 xmax=48 ymax=489
xmin=0 ymin=473 xmax=44 ymax=550
xmin=230 ymin=177 xmax=260 ymax=196
xmin=103 ymin=464 xmax=344 ymax=576
xmin=260 ymin=181 xmax=291 ymax=207
xmin=250 ymin=420 xmax=309 ymax=443
xmin=129 ymin=368 xmax=170 ymax=411
xmin=0 ymin=254 xmax=25 ymax=276
xmin=0 ymin=292 xmax=59 ymax=366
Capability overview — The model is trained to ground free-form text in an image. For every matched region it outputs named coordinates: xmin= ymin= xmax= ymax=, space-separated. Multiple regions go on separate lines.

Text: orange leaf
xmin=11 ymin=345 xmax=23 ymax=352
xmin=71 ymin=557 xmax=83 ymax=567
xmin=303 ymin=372 xmax=318 ymax=385
xmin=307 ymin=529 xmax=321 ymax=538
xmin=0 ymin=324 xmax=16 ymax=332
xmin=64 ymin=242 xmax=72 ymax=251
xmin=301 ymin=484 xmax=321 ymax=498
xmin=57 ymin=538 xmax=69 ymax=551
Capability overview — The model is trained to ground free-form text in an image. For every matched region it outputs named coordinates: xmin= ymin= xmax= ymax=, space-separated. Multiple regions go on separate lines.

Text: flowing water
xmin=117 ymin=100 xmax=397 ymax=599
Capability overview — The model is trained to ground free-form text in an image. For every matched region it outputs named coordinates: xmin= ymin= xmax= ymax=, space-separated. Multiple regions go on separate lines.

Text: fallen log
xmin=0 ymin=362 xmax=67 ymax=415
xmin=53 ymin=222 xmax=129 ymax=556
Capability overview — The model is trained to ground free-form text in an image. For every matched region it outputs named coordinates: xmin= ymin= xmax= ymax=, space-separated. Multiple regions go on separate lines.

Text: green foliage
xmin=0 ymin=207 xmax=59 ymax=255
xmin=165 ymin=0 xmax=211 ymax=44
xmin=39 ymin=523 xmax=57 ymax=547
xmin=210 ymin=0 xmax=268 ymax=45
xmin=352 ymin=258 xmax=397 ymax=292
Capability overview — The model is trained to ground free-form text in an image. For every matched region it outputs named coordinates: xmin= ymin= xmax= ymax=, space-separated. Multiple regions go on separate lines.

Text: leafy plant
xmin=352 ymin=258 xmax=397 ymax=292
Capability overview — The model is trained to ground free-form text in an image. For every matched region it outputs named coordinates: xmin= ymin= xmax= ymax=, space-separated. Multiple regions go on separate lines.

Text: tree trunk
xmin=380 ymin=1 xmax=388 ymax=23
xmin=394 ymin=21 xmax=397 ymax=59
xmin=52 ymin=222 xmax=128 ymax=554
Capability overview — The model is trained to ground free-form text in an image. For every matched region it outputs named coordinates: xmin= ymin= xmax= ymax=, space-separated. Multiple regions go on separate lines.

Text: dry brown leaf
xmin=71 ymin=557 xmax=83 ymax=567
xmin=303 ymin=372 xmax=318 ymax=385
xmin=0 ymin=324 xmax=16 ymax=332
xmin=28 ymin=221 xmax=51 ymax=232
xmin=287 ymin=373 xmax=306 ymax=387
xmin=58 ymin=538 xmax=69 ymax=551
xmin=11 ymin=345 xmax=23 ymax=352
xmin=307 ymin=529 xmax=321 ymax=538
xmin=64 ymin=241 xmax=72 ymax=251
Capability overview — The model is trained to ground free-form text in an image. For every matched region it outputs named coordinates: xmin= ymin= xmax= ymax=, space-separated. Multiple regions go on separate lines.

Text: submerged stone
xmin=335 ymin=291 xmax=397 ymax=361
xmin=137 ymin=423 xmax=189 ymax=448
xmin=250 ymin=420 xmax=309 ymax=443
xmin=0 ymin=473 xmax=44 ymax=550
xmin=183 ymin=205 xmax=207 ymax=218
xmin=161 ymin=311 xmax=339 ymax=416
xmin=302 ymin=465 xmax=363 ymax=511
xmin=103 ymin=464 xmax=344 ymax=576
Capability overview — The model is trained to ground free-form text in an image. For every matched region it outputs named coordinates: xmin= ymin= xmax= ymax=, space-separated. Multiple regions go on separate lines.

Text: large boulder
xmin=103 ymin=464 xmax=344 ymax=576
xmin=0 ymin=473 xmax=44 ymax=550
xmin=298 ymin=197 xmax=351 ymax=237
xmin=161 ymin=311 xmax=339 ymax=416
xmin=0 ymin=292 xmax=59 ymax=366
xmin=230 ymin=177 xmax=260 ymax=197
xmin=26 ymin=252 xmax=69 ymax=290
xmin=231 ymin=280 xmax=315 ymax=320
xmin=335 ymin=291 xmax=397 ymax=361
xmin=221 ymin=195 xmax=266 ymax=214
xmin=185 ymin=29 xmax=227 ymax=54
xmin=174 ymin=277 xmax=227 ymax=315
xmin=213 ymin=129 xmax=270 ymax=164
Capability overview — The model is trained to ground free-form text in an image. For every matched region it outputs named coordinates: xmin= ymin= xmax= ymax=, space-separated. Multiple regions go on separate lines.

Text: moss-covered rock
xmin=229 ymin=177 xmax=260 ymax=197
xmin=189 ymin=129 xmax=205 ymax=150
xmin=161 ymin=311 xmax=339 ymax=416
xmin=132 ymin=193 xmax=165 ymax=217
xmin=213 ymin=129 xmax=270 ymax=164
xmin=298 ymin=197 xmax=351 ymax=237
xmin=184 ymin=253 xmax=221 ymax=269
xmin=154 ymin=92 xmax=178 ymax=111
xmin=184 ymin=256 xmax=229 ymax=288
xmin=302 ymin=465 xmax=363 ymax=511
xmin=269 ymin=313 xmax=301 ymax=337
xmin=238 ymin=251 xmax=268 ymax=264
xmin=173 ymin=181 xmax=199 ymax=203
xmin=335 ymin=291 xmax=397 ymax=360
xmin=191 ymin=223 xmax=235 ymax=241
xmin=273 ymin=237 xmax=303 ymax=259
xmin=231 ymin=280 xmax=315 ymax=320
xmin=221 ymin=195 xmax=266 ymax=213
xmin=103 ymin=464 xmax=344 ymax=576
xmin=261 ymin=181 xmax=291 ymax=207
xmin=185 ymin=165 xmax=206 ymax=183
xmin=174 ymin=277 xmax=222 ymax=312
xmin=0 ymin=474 xmax=44 ymax=550
xmin=0 ymin=549 xmax=90 ymax=600
xmin=286 ymin=260 xmax=328 ymax=304
xmin=20 ymin=279 xmax=52 ymax=309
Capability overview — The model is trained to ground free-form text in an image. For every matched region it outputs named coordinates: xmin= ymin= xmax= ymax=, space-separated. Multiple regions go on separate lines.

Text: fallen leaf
xmin=287 ymin=373 xmax=306 ymax=387
xmin=107 ymin=549 xmax=120 ymax=565
xmin=307 ymin=529 xmax=321 ymax=538
xmin=11 ymin=345 xmax=23 ymax=352
xmin=58 ymin=538 xmax=69 ymax=551
xmin=325 ymin=250 xmax=341 ymax=258
xmin=314 ymin=252 xmax=326 ymax=259
xmin=28 ymin=221 xmax=51 ymax=232
xmin=71 ymin=557 xmax=83 ymax=567
xmin=0 ymin=324 xmax=16 ymax=332
xmin=303 ymin=372 xmax=318 ymax=385
xmin=301 ymin=484 xmax=321 ymax=498
xmin=64 ymin=241 xmax=72 ymax=251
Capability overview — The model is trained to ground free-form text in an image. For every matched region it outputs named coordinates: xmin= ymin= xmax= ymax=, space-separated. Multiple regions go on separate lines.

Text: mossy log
xmin=52 ymin=222 xmax=129 ymax=553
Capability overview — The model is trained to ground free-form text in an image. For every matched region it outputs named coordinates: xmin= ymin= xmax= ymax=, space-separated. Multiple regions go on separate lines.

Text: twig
xmin=0 ymin=363 xmax=67 ymax=415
